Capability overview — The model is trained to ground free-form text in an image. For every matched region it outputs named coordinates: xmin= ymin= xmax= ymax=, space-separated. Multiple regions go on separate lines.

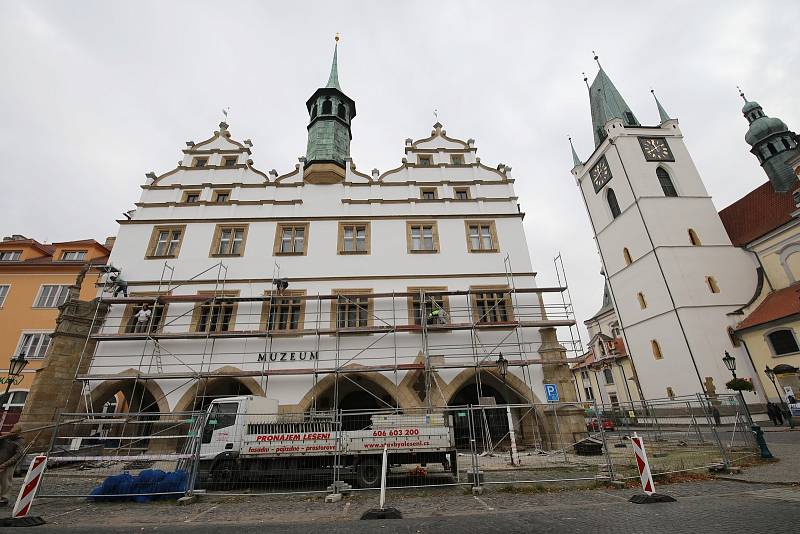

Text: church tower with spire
xmin=304 ymin=36 xmax=357 ymax=184
xmin=739 ymin=90 xmax=800 ymax=193
xmin=570 ymin=59 xmax=762 ymax=400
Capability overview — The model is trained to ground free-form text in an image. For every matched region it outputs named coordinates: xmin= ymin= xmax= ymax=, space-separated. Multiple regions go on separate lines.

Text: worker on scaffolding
xmin=109 ymin=274 xmax=128 ymax=298
xmin=133 ymin=303 xmax=152 ymax=333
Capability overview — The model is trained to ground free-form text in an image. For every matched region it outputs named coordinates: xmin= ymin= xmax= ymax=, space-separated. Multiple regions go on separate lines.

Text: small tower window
xmin=637 ymin=292 xmax=647 ymax=309
xmin=651 ymin=339 xmax=663 ymax=360
xmin=688 ymin=229 xmax=701 ymax=246
xmin=337 ymin=103 xmax=346 ymax=120
xmin=311 ymin=104 xmax=318 ymax=119
xmin=783 ymin=139 xmax=791 ymax=151
xmin=322 ymin=99 xmax=332 ymax=115
xmin=418 ymin=155 xmax=432 ymax=166
xmin=623 ymin=247 xmax=632 ymax=265
xmin=767 ymin=143 xmax=778 ymax=156
xmin=706 ymin=276 xmax=720 ymax=293
xmin=657 ymin=167 xmax=677 ymax=197
xmin=607 ymin=188 xmax=621 ymax=219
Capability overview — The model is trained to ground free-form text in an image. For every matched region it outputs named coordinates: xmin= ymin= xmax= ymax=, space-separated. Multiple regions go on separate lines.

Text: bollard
xmin=0 ymin=455 xmax=47 ymax=527
xmin=628 ymin=433 xmax=675 ymax=504
xmin=361 ymin=445 xmax=402 ymax=520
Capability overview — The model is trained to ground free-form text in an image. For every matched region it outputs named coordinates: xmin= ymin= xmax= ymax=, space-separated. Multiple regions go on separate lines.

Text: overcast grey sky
xmin=1 ymin=1 xmax=798 ymax=340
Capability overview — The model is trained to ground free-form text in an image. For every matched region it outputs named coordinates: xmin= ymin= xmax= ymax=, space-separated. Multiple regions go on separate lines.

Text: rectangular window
xmin=450 ymin=154 xmax=464 ymax=165
xmin=60 ymin=251 xmax=87 ymax=261
xmin=584 ymin=386 xmax=595 ymax=401
xmin=332 ymin=290 xmax=372 ymax=330
xmin=182 ymin=191 xmax=201 ymax=203
xmin=34 ymin=285 xmax=70 ymax=308
xmin=0 ymin=285 xmax=9 ymax=306
xmin=17 ymin=332 xmax=51 ymax=359
xmin=420 ymin=188 xmax=438 ymax=200
xmin=472 ymin=287 xmax=513 ymax=324
xmin=407 ymin=287 xmax=449 ymax=326
xmin=222 ymin=156 xmax=237 ymax=167
xmin=603 ymin=368 xmax=615 ymax=385
xmin=465 ymin=221 xmax=498 ymax=252
xmin=211 ymin=225 xmax=248 ymax=256
xmin=193 ymin=157 xmax=208 ymax=168
xmin=0 ymin=251 xmax=22 ymax=261
xmin=213 ymin=190 xmax=231 ymax=203
xmin=146 ymin=225 xmax=185 ymax=258
xmin=580 ymin=370 xmax=589 ymax=380
xmin=406 ymin=221 xmax=439 ymax=253
xmin=418 ymin=155 xmax=432 ymax=166
xmin=338 ymin=223 xmax=370 ymax=254
xmin=120 ymin=297 xmax=168 ymax=334
xmin=454 ymin=188 xmax=470 ymax=200
xmin=274 ymin=223 xmax=309 ymax=255
xmin=193 ymin=293 xmax=238 ymax=333
xmin=262 ymin=290 xmax=305 ymax=332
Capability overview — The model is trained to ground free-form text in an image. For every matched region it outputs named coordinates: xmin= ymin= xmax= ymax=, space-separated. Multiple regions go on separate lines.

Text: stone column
xmin=17 ymin=294 xmax=109 ymax=451
xmin=538 ymin=327 xmax=585 ymax=450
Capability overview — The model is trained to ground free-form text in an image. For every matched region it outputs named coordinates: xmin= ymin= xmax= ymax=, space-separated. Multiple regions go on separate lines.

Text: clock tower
xmin=570 ymin=63 xmax=763 ymax=400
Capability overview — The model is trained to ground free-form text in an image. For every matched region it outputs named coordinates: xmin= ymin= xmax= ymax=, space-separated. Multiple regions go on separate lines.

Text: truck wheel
xmin=356 ymin=459 xmax=381 ymax=488
xmin=211 ymin=460 xmax=237 ymax=490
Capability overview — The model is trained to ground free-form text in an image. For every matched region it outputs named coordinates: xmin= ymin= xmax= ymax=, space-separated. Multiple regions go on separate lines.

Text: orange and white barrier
xmin=12 ymin=455 xmax=47 ymax=518
xmin=630 ymin=433 xmax=654 ymax=495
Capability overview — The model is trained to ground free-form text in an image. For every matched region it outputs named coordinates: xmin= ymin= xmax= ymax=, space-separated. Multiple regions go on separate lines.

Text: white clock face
xmin=590 ymin=157 xmax=612 ymax=193
xmin=639 ymin=137 xmax=674 ymax=161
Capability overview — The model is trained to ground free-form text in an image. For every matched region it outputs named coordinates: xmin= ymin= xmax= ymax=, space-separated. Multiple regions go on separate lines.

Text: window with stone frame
xmin=274 ymin=223 xmax=309 ymax=255
xmin=222 ymin=156 xmax=238 ymax=167
xmin=16 ymin=332 xmax=51 ymax=359
xmin=420 ymin=187 xmax=438 ymax=200
xmin=408 ymin=287 xmax=449 ymax=326
xmin=211 ymin=225 xmax=248 ymax=257
xmin=454 ymin=187 xmax=470 ymax=200
xmin=338 ymin=223 xmax=370 ymax=254
xmin=584 ymin=386 xmax=595 ymax=400
xmin=603 ymin=368 xmax=615 ymax=385
xmin=450 ymin=154 xmax=464 ymax=165
xmin=34 ymin=285 xmax=70 ymax=308
xmin=193 ymin=157 xmax=208 ymax=168
xmin=262 ymin=290 xmax=305 ymax=333
xmin=146 ymin=226 xmax=185 ymax=258
xmin=193 ymin=293 xmax=238 ymax=333
xmin=465 ymin=221 xmax=499 ymax=252
xmin=212 ymin=190 xmax=231 ymax=203
xmin=333 ymin=290 xmax=372 ymax=329
xmin=406 ymin=222 xmax=439 ymax=253
xmin=767 ymin=329 xmax=799 ymax=355
xmin=182 ymin=190 xmax=201 ymax=203
xmin=417 ymin=155 xmax=432 ymax=166
xmin=120 ymin=298 xmax=167 ymax=334
xmin=471 ymin=287 xmax=514 ymax=324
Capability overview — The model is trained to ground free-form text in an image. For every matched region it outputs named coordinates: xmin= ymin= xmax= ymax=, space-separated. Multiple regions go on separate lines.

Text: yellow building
xmin=0 ymin=235 xmax=110 ymax=429
xmin=719 ymin=96 xmax=800 ymax=410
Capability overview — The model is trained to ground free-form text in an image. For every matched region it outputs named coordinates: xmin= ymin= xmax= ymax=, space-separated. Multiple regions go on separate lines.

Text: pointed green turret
xmin=651 ymin=89 xmax=671 ymax=123
xmin=569 ymin=136 xmax=582 ymax=168
xmin=589 ymin=61 xmax=639 ymax=146
xmin=304 ymin=37 xmax=357 ymax=184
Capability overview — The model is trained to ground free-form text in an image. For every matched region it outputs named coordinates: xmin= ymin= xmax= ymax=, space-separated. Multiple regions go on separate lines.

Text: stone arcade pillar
xmin=537 ymin=327 xmax=585 ymax=450
xmin=17 ymin=272 xmax=108 ymax=450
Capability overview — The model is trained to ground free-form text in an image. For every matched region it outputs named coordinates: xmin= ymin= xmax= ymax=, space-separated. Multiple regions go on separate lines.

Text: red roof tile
xmin=719 ymin=181 xmax=797 ymax=247
xmin=736 ymin=282 xmax=800 ymax=331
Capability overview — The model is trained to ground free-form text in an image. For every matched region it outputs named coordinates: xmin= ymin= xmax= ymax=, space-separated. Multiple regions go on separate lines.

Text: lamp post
xmin=765 ymin=366 xmax=794 ymax=429
xmin=722 ymin=351 xmax=772 ymax=459
xmin=3 ymin=352 xmax=29 ymax=397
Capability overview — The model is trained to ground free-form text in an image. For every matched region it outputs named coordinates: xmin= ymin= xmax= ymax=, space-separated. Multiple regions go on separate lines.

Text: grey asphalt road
xmin=27 ymin=483 xmax=800 ymax=533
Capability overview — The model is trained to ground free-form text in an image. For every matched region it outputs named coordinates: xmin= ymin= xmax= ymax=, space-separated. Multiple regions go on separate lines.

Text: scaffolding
xmin=74 ymin=256 xmax=583 ymax=416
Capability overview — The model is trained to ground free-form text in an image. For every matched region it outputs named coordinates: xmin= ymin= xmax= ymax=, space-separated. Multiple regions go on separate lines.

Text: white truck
xmin=196 ymin=395 xmax=458 ymax=488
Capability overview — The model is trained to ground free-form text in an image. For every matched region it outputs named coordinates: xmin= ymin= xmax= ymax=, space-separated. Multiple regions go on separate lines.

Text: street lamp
xmin=3 ymin=352 xmax=29 ymax=396
xmin=495 ymin=353 xmax=508 ymax=382
xmin=765 ymin=366 xmax=794 ymax=429
xmin=722 ymin=352 xmax=772 ymax=459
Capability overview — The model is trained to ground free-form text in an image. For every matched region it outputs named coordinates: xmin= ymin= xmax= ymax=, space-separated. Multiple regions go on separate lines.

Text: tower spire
xmin=587 ymin=58 xmax=639 ymax=146
xmin=326 ymin=34 xmax=341 ymax=90
xmin=651 ymin=89 xmax=671 ymax=123
xmin=737 ymin=85 xmax=747 ymax=103
xmin=569 ymin=136 xmax=582 ymax=168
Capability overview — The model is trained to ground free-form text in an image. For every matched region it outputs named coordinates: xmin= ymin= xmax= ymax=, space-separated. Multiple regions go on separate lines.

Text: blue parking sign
xmin=544 ymin=383 xmax=559 ymax=402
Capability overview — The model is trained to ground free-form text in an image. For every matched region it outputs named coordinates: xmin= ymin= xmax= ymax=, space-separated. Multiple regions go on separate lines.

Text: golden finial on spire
xmin=335 ymin=32 xmax=340 ymax=43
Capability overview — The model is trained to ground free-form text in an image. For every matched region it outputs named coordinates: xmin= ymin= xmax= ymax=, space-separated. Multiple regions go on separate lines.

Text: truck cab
xmin=199 ymin=395 xmax=278 ymax=460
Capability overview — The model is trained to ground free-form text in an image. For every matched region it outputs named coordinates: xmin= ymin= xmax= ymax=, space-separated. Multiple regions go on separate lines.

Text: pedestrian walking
xmin=0 ymin=429 xmax=25 ymax=506
xmin=711 ymin=405 xmax=721 ymax=426
xmin=134 ymin=304 xmax=152 ymax=333
xmin=774 ymin=403 xmax=784 ymax=425
xmin=766 ymin=402 xmax=777 ymax=425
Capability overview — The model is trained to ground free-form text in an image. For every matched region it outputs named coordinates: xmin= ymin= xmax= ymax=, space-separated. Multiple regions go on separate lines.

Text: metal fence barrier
xmin=35 ymin=394 xmax=758 ymax=499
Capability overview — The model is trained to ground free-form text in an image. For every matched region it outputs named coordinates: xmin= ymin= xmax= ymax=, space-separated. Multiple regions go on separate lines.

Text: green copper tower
xmin=304 ymin=36 xmax=357 ymax=184
xmin=588 ymin=56 xmax=639 ymax=147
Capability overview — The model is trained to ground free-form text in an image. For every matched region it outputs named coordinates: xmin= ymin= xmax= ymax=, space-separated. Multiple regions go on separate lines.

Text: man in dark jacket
xmin=0 ymin=429 xmax=25 ymax=506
